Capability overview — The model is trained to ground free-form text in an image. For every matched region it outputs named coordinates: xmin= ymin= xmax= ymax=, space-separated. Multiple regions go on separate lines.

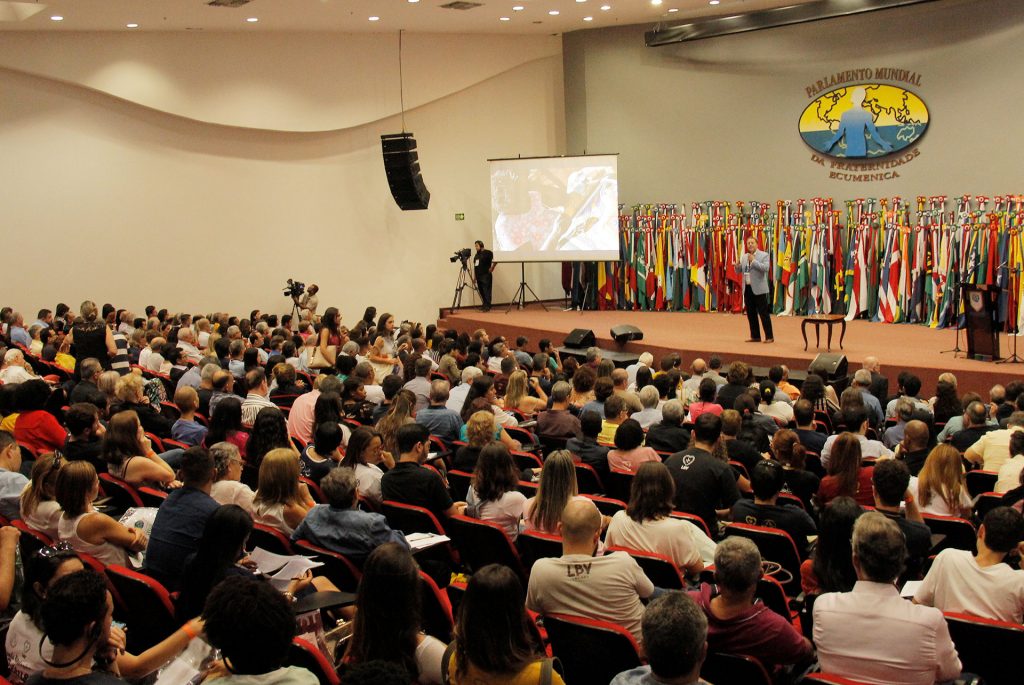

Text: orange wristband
xmin=181 ymin=622 xmax=197 ymax=640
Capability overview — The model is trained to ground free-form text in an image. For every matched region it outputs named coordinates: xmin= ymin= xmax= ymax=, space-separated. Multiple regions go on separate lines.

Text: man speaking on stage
xmin=741 ymin=237 xmax=774 ymax=343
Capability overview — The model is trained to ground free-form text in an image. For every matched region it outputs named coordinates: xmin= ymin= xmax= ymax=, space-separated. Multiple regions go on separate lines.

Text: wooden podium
xmin=962 ymin=284 xmax=1000 ymax=361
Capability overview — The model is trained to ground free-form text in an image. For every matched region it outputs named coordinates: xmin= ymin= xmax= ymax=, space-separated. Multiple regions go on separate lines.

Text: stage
xmin=438 ymin=304 xmax=1019 ymax=397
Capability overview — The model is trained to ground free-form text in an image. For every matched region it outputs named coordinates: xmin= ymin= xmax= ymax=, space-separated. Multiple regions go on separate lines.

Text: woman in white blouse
xmin=341 ymin=427 xmax=394 ymax=506
xmin=466 ymin=443 xmax=527 ymax=540
xmin=909 ymin=444 xmax=973 ymax=517
xmin=20 ymin=453 xmax=64 ymax=540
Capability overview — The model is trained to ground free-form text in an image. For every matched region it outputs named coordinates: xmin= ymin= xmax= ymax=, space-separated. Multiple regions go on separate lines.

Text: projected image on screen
xmin=489 ymin=154 xmax=619 ymax=262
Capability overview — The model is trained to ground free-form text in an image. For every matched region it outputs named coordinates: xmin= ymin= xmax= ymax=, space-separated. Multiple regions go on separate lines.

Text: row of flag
xmin=574 ymin=195 xmax=1024 ymax=332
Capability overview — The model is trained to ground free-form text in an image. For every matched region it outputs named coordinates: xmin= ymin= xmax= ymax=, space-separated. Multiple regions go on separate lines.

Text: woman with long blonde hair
xmin=377 ymin=390 xmax=417 ymax=459
xmin=20 ymin=453 xmax=64 ymax=539
xmin=253 ymin=448 xmax=315 ymax=536
xmin=911 ymin=444 xmax=972 ymax=517
xmin=522 ymin=450 xmax=579 ymax=534
xmin=504 ymin=370 xmax=548 ymax=416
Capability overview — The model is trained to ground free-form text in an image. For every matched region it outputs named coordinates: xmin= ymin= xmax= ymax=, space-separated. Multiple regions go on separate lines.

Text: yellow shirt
xmin=598 ymin=419 xmax=620 ymax=446
xmin=0 ymin=413 xmax=18 ymax=434
xmin=447 ymin=655 xmax=565 ymax=685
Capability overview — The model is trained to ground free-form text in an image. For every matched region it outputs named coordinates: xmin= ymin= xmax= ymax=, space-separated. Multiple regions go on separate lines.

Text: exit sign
xmin=455 ymin=213 xmax=465 ymax=221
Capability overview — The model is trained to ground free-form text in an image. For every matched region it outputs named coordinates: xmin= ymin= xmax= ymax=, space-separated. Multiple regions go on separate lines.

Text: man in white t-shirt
xmin=966 ymin=411 xmax=1024 ymax=473
xmin=526 ymin=498 xmax=654 ymax=644
xmin=914 ymin=506 xmax=1024 ymax=624
xmin=996 ymin=430 xmax=1024 ymax=493
xmin=446 ymin=366 xmax=482 ymax=413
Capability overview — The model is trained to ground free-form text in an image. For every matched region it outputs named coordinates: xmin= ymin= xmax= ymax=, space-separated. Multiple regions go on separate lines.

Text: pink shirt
xmin=813 ymin=581 xmax=961 ymax=685
xmin=607 ymin=446 xmax=661 ymax=474
xmin=687 ymin=401 xmax=723 ymax=423
xmin=287 ymin=389 xmax=320 ymax=444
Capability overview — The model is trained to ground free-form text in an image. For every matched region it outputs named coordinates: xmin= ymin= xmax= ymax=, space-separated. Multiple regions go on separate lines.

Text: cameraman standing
xmin=298 ymin=284 xmax=319 ymax=316
xmin=473 ymin=240 xmax=495 ymax=312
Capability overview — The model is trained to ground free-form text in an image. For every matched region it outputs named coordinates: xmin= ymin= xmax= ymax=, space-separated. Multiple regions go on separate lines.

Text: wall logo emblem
xmin=799 ymin=84 xmax=928 ymax=159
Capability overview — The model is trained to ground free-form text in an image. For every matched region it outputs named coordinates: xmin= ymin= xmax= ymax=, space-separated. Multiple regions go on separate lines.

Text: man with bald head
xmin=612 ymin=368 xmax=642 ymax=414
xmin=862 ymin=355 xmax=888 ymax=404
xmin=950 ymin=401 xmax=995 ymax=453
xmin=681 ymin=358 xmax=708 ymax=398
xmin=526 ymin=498 xmax=654 ymax=643
xmin=895 ymin=420 xmax=931 ymax=476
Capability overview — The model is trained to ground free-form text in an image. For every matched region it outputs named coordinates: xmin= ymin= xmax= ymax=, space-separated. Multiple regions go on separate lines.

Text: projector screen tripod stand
xmin=506 ymin=262 xmax=549 ymax=313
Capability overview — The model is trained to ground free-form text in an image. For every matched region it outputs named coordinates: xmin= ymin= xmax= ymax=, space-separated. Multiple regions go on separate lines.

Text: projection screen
xmin=489 ymin=154 xmax=619 ymax=262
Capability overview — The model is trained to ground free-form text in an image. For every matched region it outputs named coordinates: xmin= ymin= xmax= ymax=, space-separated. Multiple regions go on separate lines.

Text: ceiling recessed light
xmin=600 ymin=5 xmax=612 ymax=10
xmin=577 ymin=0 xmax=587 ymax=3
xmin=548 ymin=10 xmax=559 ymax=15
xmin=512 ymin=4 xmax=524 ymax=9
xmin=668 ymin=7 xmax=678 ymax=11
xmin=246 ymin=17 xmax=258 ymax=22
xmin=652 ymin=0 xmax=663 ymax=5
xmin=583 ymin=16 xmax=594 ymax=21
xmin=709 ymin=0 xmax=720 ymax=4
xmin=408 ymin=0 xmax=420 ymax=3
xmin=50 ymin=15 xmax=63 ymax=21
xmin=126 ymin=23 xmax=139 ymax=28
xmin=500 ymin=16 xmax=510 ymax=21
xmin=369 ymin=16 xmax=380 ymax=21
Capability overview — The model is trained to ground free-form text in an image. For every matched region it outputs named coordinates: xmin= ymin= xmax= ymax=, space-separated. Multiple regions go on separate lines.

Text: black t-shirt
xmin=730 ymin=499 xmax=817 ymax=558
xmin=725 ymin=439 xmax=762 ymax=475
xmin=381 ymin=461 xmax=454 ymax=518
xmin=781 ymin=468 xmax=820 ymax=512
xmin=565 ymin=437 xmax=610 ymax=479
xmin=950 ymin=425 xmax=995 ymax=453
xmin=473 ymin=249 xmax=494 ymax=277
xmin=664 ymin=447 xmax=741 ymax=536
xmin=64 ymin=436 xmax=107 ymax=474
xmin=453 ymin=446 xmax=482 ymax=472
xmin=900 ymin=448 xmax=931 ymax=477
xmin=645 ymin=422 xmax=691 ymax=454
xmin=880 ymin=509 xmax=932 ymax=579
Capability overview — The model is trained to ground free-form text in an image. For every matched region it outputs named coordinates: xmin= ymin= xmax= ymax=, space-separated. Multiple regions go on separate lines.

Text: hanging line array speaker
xmin=381 ymin=133 xmax=430 ymax=211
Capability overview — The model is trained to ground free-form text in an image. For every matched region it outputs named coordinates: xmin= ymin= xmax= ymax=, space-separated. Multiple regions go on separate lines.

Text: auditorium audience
xmin=821 ymin=408 xmax=893 ymax=467
xmin=12 ymin=381 xmax=66 ymax=455
xmin=817 ymin=433 xmax=874 ymax=508
xmin=208 ymin=441 xmax=255 ymax=513
xmin=731 ymin=459 xmax=817 ymax=559
xmin=565 ymin=410 xmax=611 ymax=480
xmin=687 ymin=377 xmax=722 ymax=423
xmin=690 ymin=537 xmax=813 ymax=672
xmin=909 ymin=443 xmax=972 ymax=517
xmin=0 ymin=349 xmax=39 ymax=385
xmin=522 ymin=450 xmax=583 ymax=535
xmin=110 ymin=373 xmax=172 ymax=437
xmin=597 ymin=394 xmax=629 ymax=445
xmin=340 ymin=426 xmax=391 ymax=506
xmin=814 ymin=512 xmax=962 ymax=684
xmin=871 ymin=458 xmax=932 ymax=580
xmin=20 ymin=455 xmax=65 ymax=540
xmin=645 ymin=399 xmax=691 ymax=454
xmin=253 ymin=447 xmax=315 ymax=536
xmin=605 ymin=462 xmax=710 ymax=575
xmin=800 ymin=372 xmax=839 ymax=415
xmin=505 ymin=369 xmax=548 ymax=416
xmin=170 ymin=385 xmax=207 ymax=447
xmin=664 ymin=413 xmax=740 ymax=535
xmin=100 ymin=411 xmax=177 ymax=488
xmin=610 ymin=592 xmax=709 ymax=685
xmin=144 ymin=447 xmax=219 ymax=590
xmin=240 ymin=367 xmax=276 ymax=426
xmin=607 ymin=418 xmax=660 ymax=474
xmin=800 ymin=496 xmax=862 ymax=596
xmin=247 ymin=406 xmax=295 ymax=472
xmin=949 ymin=398 xmax=996 ymax=452
xmin=447 ymin=564 xmax=563 ymax=685
xmin=343 ymin=543 xmax=445 ymax=684
xmin=535 ymin=381 xmax=581 ymax=438
xmin=930 ymin=374 xmax=962 ymax=425
xmin=55 ymin=461 xmax=147 ymax=567
xmin=299 ymin=420 xmax=343 ymax=484
xmin=792 ymin=398 xmax=827 ymax=455
xmin=997 ymin=429 xmax=1024 ymax=493
xmin=381 ymin=424 xmax=465 ymax=520
xmin=292 ymin=467 xmax=407 ymax=563
xmin=893 ymin=419 xmax=931 ymax=476
xmin=378 ymin=390 xmax=417 ymax=458
xmin=466 ymin=443 xmax=527 ymax=540
xmin=0 ymin=432 xmax=29 ymax=521
xmin=772 ymin=428 xmax=819 ymax=512
xmin=965 ymin=410 xmax=1024 ymax=472
xmin=527 ymin=498 xmax=654 ymax=644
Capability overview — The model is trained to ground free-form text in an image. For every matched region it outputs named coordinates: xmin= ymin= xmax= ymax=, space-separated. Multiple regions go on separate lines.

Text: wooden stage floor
xmin=438 ymin=304 xmax=1021 ymax=397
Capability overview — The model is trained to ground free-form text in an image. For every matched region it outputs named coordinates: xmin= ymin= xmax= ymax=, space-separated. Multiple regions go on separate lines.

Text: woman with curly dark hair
xmin=245 ymin=406 xmax=293 ymax=471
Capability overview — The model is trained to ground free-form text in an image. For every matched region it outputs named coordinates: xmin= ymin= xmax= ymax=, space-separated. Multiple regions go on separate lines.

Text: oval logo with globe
xmin=799 ymin=84 xmax=929 ymax=159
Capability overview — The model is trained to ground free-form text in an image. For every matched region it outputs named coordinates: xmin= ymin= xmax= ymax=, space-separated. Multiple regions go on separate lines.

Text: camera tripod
xmin=451 ymin=260 xmax=477 ymax=312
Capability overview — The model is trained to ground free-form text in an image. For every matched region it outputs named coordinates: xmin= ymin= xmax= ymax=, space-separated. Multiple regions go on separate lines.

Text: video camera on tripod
xmin=283 ymin=278 xmax=306 ymax=299
xmin=450 ymin=248 xmax=472 ymax=265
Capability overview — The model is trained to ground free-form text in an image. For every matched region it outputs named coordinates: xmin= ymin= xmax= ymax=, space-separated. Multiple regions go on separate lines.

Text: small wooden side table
xmin=802 ymin=314 xmax=847 ymax=351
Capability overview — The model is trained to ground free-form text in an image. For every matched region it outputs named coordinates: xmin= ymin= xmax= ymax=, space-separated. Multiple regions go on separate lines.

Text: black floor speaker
xmin=810 ymin=353 xmax=848 ymax=381
xmin=564 ymin=328 xmax=596 ymax=349
xmin=381 ymin=133 xmax=430 ymax=211
xmin=610 ymin=324 xmax=643 ymax=344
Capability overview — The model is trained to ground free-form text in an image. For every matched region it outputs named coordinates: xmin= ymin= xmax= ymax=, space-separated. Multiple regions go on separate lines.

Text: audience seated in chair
xmin=20 ymin=455 xmax=65 ymax=540
xmin=292 ymin=467 xmax=407 ymax=565
xmin=813 ymin=512 xmax=962 ymax=685
xmin=445 ymin=564 xmax=564 ymax=685
xmin=0 ymin=431 xmax=30 ymax=521
xmin=646 ymin=399 xmax=692 ymax=454
xmin=565 ymin=410 xmax=611 ymax=481
xmin=253 ymin=448 xmax=315 ymax=537
xmin=664 ymin=413 xmax=741 ymax=536
xmin=202 ymin=574 xmax=320 ymax=684
xmin=100 ymin=411 xmax=177 ymax=489
xmin=63 ymin=403 xmax=107 ymax=475
xmin=689 ymin=537 xmax=813 ymax=673
xmin=343 ymin=542 xmax=446 ymax=685
xmin=606 ymin=462 xmax=711 ymax=575
xmin=381 ymin=424 xmax=465 ymax=520
xmin=144 ymin=447 xmax=220 ymax=591
xmin=914 ymin=505 xmax=1024 ymax=623
xmin=871 ymin=458 xmax=931 ymax=580
xmin=12 ymin=380 xmax=67 ymax=456
xmin=731 ymin=459 xmax=817 ymax=559
xmin=535 ymin=381 xmax=582 ymax=440
xmin=466 ymin=443 xmax=528 ymax=541
xmin=208 ymin=441 xmax=255 ymax=514
xmin=610 ymin=591 xmax=710 ymax=685
xmin=415 ymin=379 xmax=464 ymax=445
xmin=170 ymin=386 xmax=207 ymax=447
xmin=800 ymin=496 xmax=863 ymax=597
xmin=527 ymin=498 xmax=654 ymax=644
xmin=340 ymin=427 xmax=390 ymax=507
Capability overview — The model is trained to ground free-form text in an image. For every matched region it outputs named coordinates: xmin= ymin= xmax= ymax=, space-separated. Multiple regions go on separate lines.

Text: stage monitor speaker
xmin=381 ymin=133 xmax=430 ymax=211
xmin=564 ymin=328 xmax=596 ymax=349
xmin=810 ymin=353 xmax=848 ymax=381
xmin=610 ymin=324 xmax=644 ymax=345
